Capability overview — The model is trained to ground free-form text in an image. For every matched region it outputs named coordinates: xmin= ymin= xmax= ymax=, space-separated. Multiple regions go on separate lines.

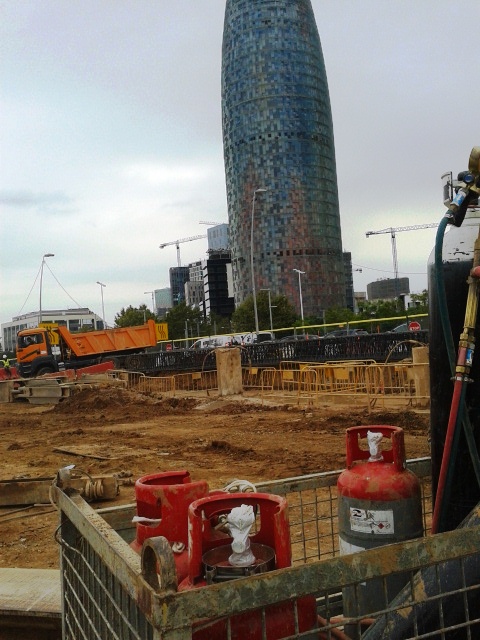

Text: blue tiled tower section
xmin=222 ymin=0 xmax=346 ymax=317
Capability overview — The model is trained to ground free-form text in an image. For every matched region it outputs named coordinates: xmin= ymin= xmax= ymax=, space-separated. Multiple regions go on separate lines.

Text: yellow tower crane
xmin=365 ymin=223 xmax=439 ymax=282
xmin=159 ymin=235 xmax=207 ymax=267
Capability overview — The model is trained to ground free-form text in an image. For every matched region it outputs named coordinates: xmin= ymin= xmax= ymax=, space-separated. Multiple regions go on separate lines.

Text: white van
xmin=190 ymin=334 xmax=244 ymax=350
xmin=242 ymin=331 xmax=275 ymax=344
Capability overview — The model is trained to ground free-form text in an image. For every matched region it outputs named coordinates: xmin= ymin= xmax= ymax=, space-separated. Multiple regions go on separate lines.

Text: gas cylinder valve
xmin=226 ymin=504 xmax=256 ymax=566
xmin=367 ymin=430 xmax=384 ymax=461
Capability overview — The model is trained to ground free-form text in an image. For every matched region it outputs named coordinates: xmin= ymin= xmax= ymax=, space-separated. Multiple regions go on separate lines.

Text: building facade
xmin=185 ymin=281 xmax=205 ymax=309
xmin=367 ymin=278 xmax=410 ymax=301
xmin=222 ymin=0 xmax=346 ymax=318
xmin=343 ymin=252 xmax=354 ymax=312
xmin=202 ymin=251 xmax=235 ymax=318
xmin=207 ymin=224 xmax=229 ymax=252
xmin=1 ymin=308 xmax=103 ymax=353
xmin=154 ymin=288 xmax=172 ymax=318
xmin=169 ymin=267 xmax=190 ymax=305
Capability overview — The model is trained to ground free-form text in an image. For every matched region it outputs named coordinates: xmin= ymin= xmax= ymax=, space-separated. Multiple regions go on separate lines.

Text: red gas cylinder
xmin=130 ymin=470 xmax=209 ymax=583
xmin=337 ymin=426 xmax=423 ymax=631
xmin=178 ymin=492 xmax=318 ymax=640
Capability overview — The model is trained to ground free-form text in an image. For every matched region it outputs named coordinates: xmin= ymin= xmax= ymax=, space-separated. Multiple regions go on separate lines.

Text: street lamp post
xmin=96 ymin=281 xmax=106 ymax=328
xmin=39 ymin=253 xmax=54 ymax=323
xmin=144 ymin=291 xmax=155 ymax=314
xmin=293 ymin=268 xmax=305 ymax=327
xmin=251 ymin=188 xmax=267 ymax=335
xmin=260 ymin=288 xmax=274 ymax=332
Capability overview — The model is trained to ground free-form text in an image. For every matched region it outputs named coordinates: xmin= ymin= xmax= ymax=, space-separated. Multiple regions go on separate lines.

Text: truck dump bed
xmin=57 ymin=320 xmax=158 ymax=357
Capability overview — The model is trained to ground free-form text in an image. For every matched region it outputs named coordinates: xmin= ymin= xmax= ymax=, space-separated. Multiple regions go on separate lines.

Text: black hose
xmin=434 ymin=215 xmax=456 ymax=374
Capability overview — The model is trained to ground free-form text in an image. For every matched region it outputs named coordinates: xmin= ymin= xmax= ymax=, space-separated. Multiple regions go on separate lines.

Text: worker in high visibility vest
xmin=1 ymin=354 xmax=11 ymax=377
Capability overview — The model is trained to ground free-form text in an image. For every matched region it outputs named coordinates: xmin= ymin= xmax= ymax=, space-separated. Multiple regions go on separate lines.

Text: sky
xmin=1 ymin=1 xmax=478 ymax=327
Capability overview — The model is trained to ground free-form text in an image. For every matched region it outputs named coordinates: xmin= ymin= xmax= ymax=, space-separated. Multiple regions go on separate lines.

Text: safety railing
xmin=114 ymin=361 xmax=430 ymax=410
xmin=111 ymin=331 xmax=429 ymax=374
xmin=173 ymin=370 xmax=218 ymax=393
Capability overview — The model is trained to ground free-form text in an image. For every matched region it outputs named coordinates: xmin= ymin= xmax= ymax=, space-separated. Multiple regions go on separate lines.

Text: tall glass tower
xmin=222 ymin=0 xmax=346 ymax=318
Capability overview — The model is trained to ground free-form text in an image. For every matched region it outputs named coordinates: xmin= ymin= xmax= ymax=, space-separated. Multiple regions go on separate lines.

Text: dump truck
xmin=15 ymin=319 xmax=161 ymax=377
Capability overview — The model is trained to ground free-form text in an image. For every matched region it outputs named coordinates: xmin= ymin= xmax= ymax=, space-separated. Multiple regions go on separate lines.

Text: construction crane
xmin=199 ymin=220 xmax=226 ymax=225
xmin=159 ymin=235 xmax=207 ymax=267
xmin=365 ymin=223 xmax=439 ymax=282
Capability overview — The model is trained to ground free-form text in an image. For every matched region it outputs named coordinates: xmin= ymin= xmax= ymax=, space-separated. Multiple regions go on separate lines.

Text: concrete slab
xmin=0 ymin=568 xmax=60 ymax=619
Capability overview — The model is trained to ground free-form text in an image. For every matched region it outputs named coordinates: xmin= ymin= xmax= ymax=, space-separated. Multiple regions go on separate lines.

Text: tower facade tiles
xmin=222 ymin=0 xmax=346 ymax=317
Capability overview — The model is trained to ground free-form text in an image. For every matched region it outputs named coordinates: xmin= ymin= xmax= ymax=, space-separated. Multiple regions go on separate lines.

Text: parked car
xmin=278 ymin=334 xmax=321 ymax=342
xmin=390 ymin=321 xmax=422 ymax=333
xmin=391 ymin=323 xmax=409 ymax=333
xmin=322 ymin=328 xmax=368 ymax=338
xmin=190 ymin=334 xmax=243 ymax=350
xmin=242 ymin=331 xmax=275 ymax=344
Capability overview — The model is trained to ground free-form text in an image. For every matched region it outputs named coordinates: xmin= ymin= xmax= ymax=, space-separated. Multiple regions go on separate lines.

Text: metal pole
xmin=268 ymin=289 xmax=273 ymax=332
xmin=144 ymin=291 xmax=155 ymax=314
xmin=299 ymin=273 xmax=304 ymax=322
xmin=97 ymin=282 xmax=106 ymax=328
xmin=39 ymin=253 xmax=54 ymax=324
xmin=293 ymin=268 xmax=305 ymax=329
xmin=251 ymin=188 xmax=267 ymax=336
xmin=260 ymin=288 xmax=273 ymax=332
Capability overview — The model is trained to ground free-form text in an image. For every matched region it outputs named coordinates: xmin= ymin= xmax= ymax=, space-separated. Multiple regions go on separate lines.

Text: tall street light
xmin=251 ymin=188 xmax=267 ymax=335
xmin=260 ymin=288 xmax=274 ymax=332
xmin=144 ymin=291 xmax=155 ymax=315
xmin=293 ymin=268 xmax=305 ymax=326
xmin=97 ymin=281 xmax=106 ymax=328
xmin=39 ymin=253 xmax=54 ymax=323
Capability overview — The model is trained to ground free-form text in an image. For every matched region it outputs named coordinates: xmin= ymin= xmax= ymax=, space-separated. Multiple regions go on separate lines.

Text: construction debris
xmin=0 ymin=474 xmax=119 ymax=506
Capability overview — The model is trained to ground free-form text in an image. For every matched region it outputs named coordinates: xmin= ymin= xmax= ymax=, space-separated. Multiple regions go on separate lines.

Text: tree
xmin=324 ymin=307 xmax=357 ymax=325
xmin=114 ymin=305 xmax=156 ymax=327
xmin=164 ymin=303 xmax=205 ymax=341
xmin=231 ymin=292 xmax=297 ymax=333
xmin=356 ymin=298 xmax=410 ymax=332
xmin=410 ymin=289 xmax=428 ymax=313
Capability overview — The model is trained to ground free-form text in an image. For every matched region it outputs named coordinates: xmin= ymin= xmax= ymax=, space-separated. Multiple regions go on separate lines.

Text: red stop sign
xmin=408 ymin=321 xmax=421 ymax=331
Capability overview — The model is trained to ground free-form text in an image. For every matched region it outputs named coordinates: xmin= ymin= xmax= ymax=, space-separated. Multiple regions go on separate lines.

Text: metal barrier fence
xmin=53 ymin=458 xmax=480 ymax=640
xmin=260 ymin=361 xmax=430 ymax=411
xmin=113 ymin=332 xmax=429 ymax=375
xmin=110 ymin=361 xmax=430 ymax=411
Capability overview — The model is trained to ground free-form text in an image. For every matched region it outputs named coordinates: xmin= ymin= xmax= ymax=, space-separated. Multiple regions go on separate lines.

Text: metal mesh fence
xmin=54 ymin=456 xmax=479 ymax=640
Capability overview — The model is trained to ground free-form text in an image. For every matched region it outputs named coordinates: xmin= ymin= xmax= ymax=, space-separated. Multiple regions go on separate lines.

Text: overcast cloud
xmin=1 ymin=1 xmax=478 ymax=326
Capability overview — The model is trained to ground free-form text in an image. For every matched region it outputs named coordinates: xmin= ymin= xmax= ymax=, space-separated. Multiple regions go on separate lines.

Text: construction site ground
xmin=0 ymin=386 xmax=431 ymax=570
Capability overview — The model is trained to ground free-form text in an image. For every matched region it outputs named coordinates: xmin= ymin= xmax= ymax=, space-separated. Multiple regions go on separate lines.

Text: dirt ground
xmin=0 ymin=386 xmax=430 ymax=570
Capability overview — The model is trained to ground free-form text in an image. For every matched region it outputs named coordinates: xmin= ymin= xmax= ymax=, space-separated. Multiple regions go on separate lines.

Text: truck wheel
xmin=36 ymin=366 xmax=55 ymax=376
xmin=124 ymin=355 xmax=142 ymax=370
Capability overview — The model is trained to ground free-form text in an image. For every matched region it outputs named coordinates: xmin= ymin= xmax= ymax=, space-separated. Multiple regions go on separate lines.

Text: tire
xmin=124 ymin=354 xmax=142 ymax=370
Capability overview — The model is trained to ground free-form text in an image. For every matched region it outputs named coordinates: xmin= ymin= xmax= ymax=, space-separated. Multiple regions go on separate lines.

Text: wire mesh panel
xmin=58 ymin=491 xmax=157 ymax=640
xmin=256 ymin=458 xmax=432 ymax=564
xmin=57 ymin=460 xmax=480 ymax=640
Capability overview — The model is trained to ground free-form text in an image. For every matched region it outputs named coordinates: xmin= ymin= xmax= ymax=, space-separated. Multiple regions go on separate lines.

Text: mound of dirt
xmin=51 ymin=387 xmax=200 ymax=419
